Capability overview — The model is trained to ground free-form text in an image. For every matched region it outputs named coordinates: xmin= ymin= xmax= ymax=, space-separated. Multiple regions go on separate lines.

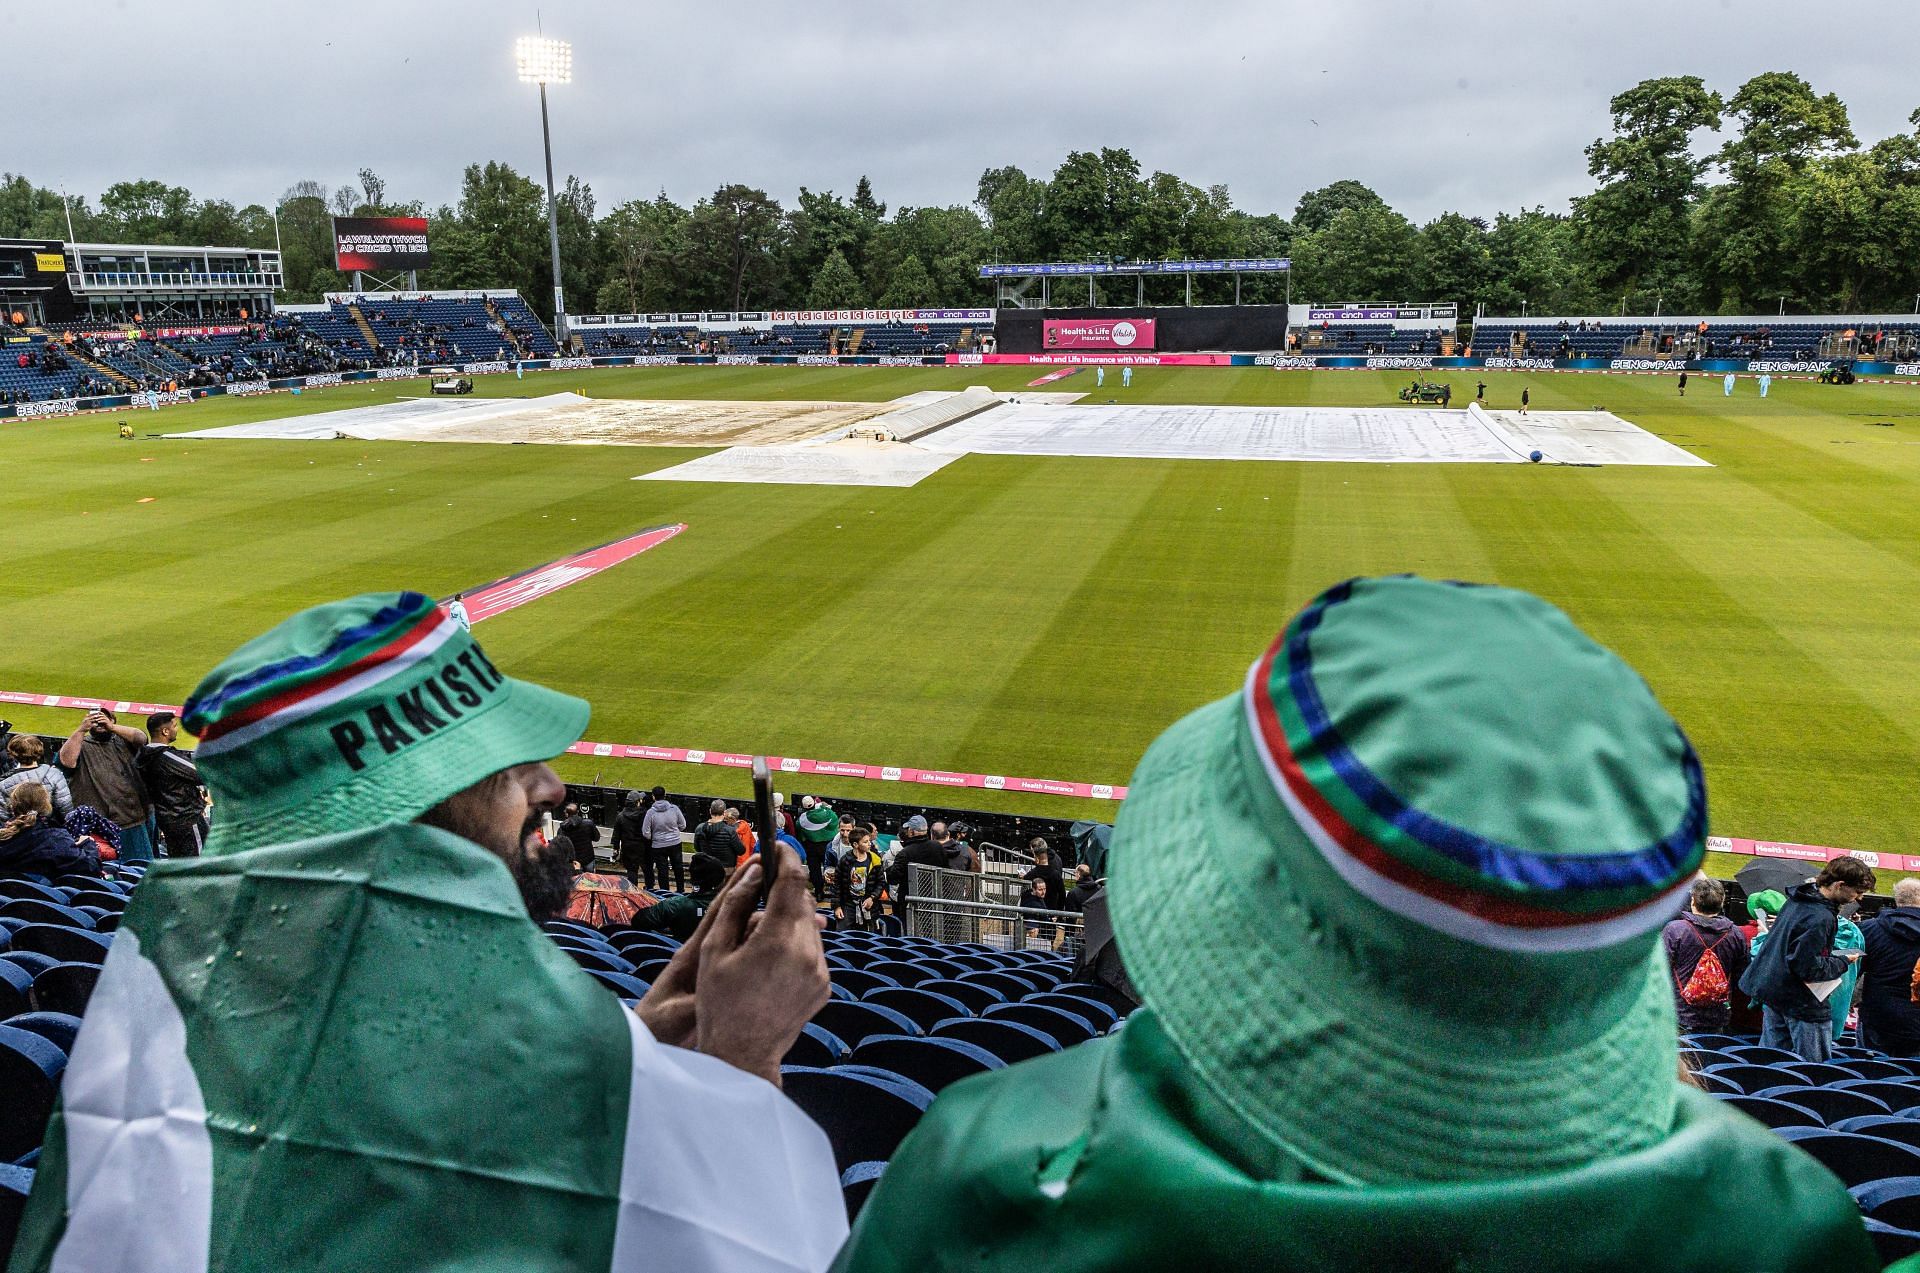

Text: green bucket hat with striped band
xmin=184 ymin=591 xmax=590 ymax=854
xmin=1109 ymin=575 xmax=1705 ymax=1186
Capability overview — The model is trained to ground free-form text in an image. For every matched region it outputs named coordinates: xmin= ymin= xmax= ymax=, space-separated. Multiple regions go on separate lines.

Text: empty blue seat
xmin=1834 ymin=1117 xmax=1920 ymax=1151
xmin=1718 ymin=1094 xmax=1821 ymax=1128
xmin=913 ymin=979 xmax=1005 ymax=1014
xmin=9 ymin=925 xmax=110 ymax=966
xmin=2 ymin=1012 xmax=82 ymax=1055
xmin=1702 ymin=1063 xmax=1801 ymax=1093
xmin=1781 ymin=1061 xmax=1861 ymax=1086
xmin=560 ymin=946 xmax=634 ymax=976
xmin=1025 ymin=991 xmax=1117 ymax=1028
xmin=1756 ymin=1086 xmax=1891 ymax=1124
xmin=783 ymin=1023 xmax=851 ymax=1069
xmin=956 ymin=970 xmax=1043 ymax=999
xmin=0 ymin=962 xmax=33 ymax=1019
xmin=840 ymin=1161 xmax=886 ymax=1222
xmin=31 ymin=962 xmax=101 ymax=1016
xmin=780 ymin=1067 xmax=931 ymax=1173
xmin=0 ymin=1025 xmax=65 ymax=1161
xmin=828 ymin=967 xmax=902 ymax=998
xmin=932 ymin=1016 xmax=1060 ymax=1064
xmin=584 ymin=969 xmax=650 ymax=998
xmin=1854 ymin=1175 xmax=1920 ymax=1230
xmin=984 ymin=1002 xmax=1099 ymax=1048
xmin=1 ymin=952 xmax=59 ymax=981
xmin=827 ymin=947 xmax=885 ymax=969
xmin=864 ymin=961 xmax=937 ymax=988
xmin=862 ymin=988 xmax=970 ymax=1033
xmin=0 ymin=1162 xmax=32 ymax=1260
xmin=1045 ymin=981 xmax=1136 ymax=1017
xmin=1831 ymin=1079 xmax=1920 ymax=1112
xmin=0 ymin=899 xmax=93 ymax=930
xmin=811 ymin=1000 xmax=921 ymax=1048
xmin=1771 ymin=1130 xmax=1920 ymax=1188
xmin=1722 ymin=1044 xmax=1801 ymax=1065
xmin=848 ymin=1034 xmax=1003 ymax=1093
xmin=630 ymin=957 xmax=674 ymax=983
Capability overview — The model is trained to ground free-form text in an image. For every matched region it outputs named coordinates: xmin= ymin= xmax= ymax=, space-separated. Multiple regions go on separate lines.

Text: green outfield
xmin=3 ymin=364 xmax=1918 ymax=870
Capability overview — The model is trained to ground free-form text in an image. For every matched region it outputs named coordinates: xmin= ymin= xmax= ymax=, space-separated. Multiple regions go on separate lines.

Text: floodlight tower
xmin=515 ymin=35 xmax=573 ymax=348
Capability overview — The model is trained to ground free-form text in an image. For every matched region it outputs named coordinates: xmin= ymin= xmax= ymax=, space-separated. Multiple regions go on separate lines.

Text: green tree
xmin=975 ymin=164 xmax=1048 ymax=262
xmin=595 ymin=193 xmax=690 ymax=313
xmin=97 ymin=180 xmax=196 ymax=241
xmin=877 ymin=254 xmax=935 ymax=307
xmin=868 ymin=205 xmax=990 ymax=305
xmin=1481 ymin=209 xmax=1590 ymax=317
xmin=1573 ymin=76 xmax=1722 ymax=307
xmin=806 ymin=248 xmax=865 ymax=307
xmin=684 ymin=184 xmax=785 ymax=310
xmin=1292 ymin=180 xmax=1388 ymax=234
xmin=1292 ymin=201 xmax=1418 ymax=301
xmin=1415 ymin=212 xmax=1491 ymax=310
xmin=1045 ymin=148 xmax=1144 ymax=266
xmin=429 ymin=162 xmax=547 ymax=309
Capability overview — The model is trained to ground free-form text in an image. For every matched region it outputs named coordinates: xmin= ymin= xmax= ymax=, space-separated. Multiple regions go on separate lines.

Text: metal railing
xmin=904 ymin=863 xmax=1083 ymax=952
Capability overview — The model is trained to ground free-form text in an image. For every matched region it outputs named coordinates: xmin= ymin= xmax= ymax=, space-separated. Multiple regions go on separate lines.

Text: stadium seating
xmin=1471 ymin=318 xmax=1920 ymax=361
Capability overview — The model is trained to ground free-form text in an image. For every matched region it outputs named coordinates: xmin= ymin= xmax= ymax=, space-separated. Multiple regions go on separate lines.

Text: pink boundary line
xmin=0 ymin=689 xmax=1130 ymax=803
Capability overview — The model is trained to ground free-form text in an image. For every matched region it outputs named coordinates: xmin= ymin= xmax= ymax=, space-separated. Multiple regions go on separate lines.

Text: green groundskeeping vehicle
xmin=1819 ymin=362 xmax=1857 ymax=385
xmin=1398 ymin=379 xmax=1454 ymax=404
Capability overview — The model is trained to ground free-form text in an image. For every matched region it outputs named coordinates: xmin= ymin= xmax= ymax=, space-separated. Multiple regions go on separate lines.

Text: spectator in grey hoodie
xmin=0 ymin=735 xmax=75 ymax=825
xmin=641 ymin=786 xmax=688 ymax=892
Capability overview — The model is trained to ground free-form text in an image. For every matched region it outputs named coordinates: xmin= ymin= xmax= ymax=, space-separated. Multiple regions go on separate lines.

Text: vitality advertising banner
xmin=1043 ymin=317 xmax=1156 ymax=351
xmin=332 ymin=215 xmax=432 ymax=272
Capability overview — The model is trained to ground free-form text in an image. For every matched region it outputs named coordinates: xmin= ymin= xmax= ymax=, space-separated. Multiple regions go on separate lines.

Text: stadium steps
xmin=346 ymin=303 xmax=382 ymax=352
xmin=484 ymin=299 xmax=530 ymax=358
xmin=848 ymin=328 xmax=865 ymax=354
xmin=65 ymin=343 xmax=137 ymax=390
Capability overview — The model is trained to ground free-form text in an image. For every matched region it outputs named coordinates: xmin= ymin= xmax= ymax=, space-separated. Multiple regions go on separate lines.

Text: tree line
xmin=3 ymin=71 xmax=1917 ymax=321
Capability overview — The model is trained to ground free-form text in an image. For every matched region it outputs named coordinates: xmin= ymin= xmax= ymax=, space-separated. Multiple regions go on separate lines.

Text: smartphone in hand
xmin=751 ymin=758 xmax=779 ymax=904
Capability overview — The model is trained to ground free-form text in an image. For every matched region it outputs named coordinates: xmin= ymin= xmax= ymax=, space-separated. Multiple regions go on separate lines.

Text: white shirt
xmin=448 ymin=599 xmax=471 ymax=631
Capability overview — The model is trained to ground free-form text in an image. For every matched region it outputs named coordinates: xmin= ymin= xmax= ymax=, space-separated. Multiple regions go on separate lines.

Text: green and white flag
xmin=10 ymin=822 xmax=846 ymax=1273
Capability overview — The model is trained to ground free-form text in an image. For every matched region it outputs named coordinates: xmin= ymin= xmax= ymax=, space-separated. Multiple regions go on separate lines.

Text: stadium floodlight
xmin=515 ymin=36 xmax=573 ymax=346
xmin=514 ymin=36 xmax=572 ymax=85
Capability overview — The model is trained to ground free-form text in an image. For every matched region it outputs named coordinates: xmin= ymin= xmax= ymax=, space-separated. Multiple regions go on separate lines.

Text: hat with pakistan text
xmin=184 ymin=591 xmax=589 ymax=853
xmin=1108 ymin=575 xmax=1706 ymax=1186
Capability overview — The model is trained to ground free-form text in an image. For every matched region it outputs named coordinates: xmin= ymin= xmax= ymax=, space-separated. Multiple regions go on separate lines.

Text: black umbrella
xmin=1734 ymin=859 xmax=1817 ymax=900
xmin=1070 ymin=888 xmax=1139 ymax=1011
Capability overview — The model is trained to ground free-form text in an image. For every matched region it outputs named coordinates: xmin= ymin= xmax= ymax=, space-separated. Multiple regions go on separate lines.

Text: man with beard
xmin=10 ymin=592 xmax=847 ymax=1272
xmin=57 ymin=707 xmax=154 ymax=861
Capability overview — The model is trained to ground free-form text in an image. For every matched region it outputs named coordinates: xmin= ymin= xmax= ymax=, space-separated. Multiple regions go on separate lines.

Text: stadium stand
xmin=577 ymin=320 xmax=973 ymax=358
xmin=0 ymin=854 xmax=1112 ymax=1256
xmin=1471 ymin=315 xmax=1920 ymax=362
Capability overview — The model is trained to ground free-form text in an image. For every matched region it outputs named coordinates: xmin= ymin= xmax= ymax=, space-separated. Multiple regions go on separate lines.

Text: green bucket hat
xmin=184 ymin=591 xmax=589 ymax=854
xmin=1108 ymin=576 xmax=1705 ymax=1186
xmin=1747 ymin=889 xmax=1787 ymax=918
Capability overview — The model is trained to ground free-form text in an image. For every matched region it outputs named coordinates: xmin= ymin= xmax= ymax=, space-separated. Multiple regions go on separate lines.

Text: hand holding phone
xmin=752 ymin=758 xmax=779 ymax=904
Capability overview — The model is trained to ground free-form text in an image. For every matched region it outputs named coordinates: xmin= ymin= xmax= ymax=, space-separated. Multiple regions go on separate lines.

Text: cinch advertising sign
xmin=1042 ymin=317 xmax=1157 ymax=351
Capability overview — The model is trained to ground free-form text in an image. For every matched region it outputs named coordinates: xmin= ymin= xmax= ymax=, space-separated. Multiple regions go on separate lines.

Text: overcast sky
xmin=11 ymin=1 xmax=1912 ymax=227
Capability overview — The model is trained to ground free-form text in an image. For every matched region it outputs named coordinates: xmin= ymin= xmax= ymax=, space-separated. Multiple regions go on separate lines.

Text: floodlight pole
xmin=537 ymin=81 xmax=567 ymax=350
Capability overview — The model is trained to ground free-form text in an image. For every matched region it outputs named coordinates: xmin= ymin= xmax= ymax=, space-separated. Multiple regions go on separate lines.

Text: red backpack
xmin=1678 ymin=935 xmax=1731 ymax=1006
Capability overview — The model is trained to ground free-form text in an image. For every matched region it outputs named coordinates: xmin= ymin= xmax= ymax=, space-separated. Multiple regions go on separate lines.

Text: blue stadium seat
xmin=560 ymin=946 xmax=634 ymax=976
xmin=983 ymin=1002 xmax=1099 ymax=1048
xmin=67 ymin=890 xmax=127 ymax=914
xmin=913 ymin=979 xmax=1006 ymax=1014
xmin=1756 ymin=1086 xmax=1891 ymax=1124
xmin=908 ymin=957 xmax=970 ymax=979
xmin=1831 ymin=1079 xmax=1920 ymax=1112
xmin=608 ymin=930 xmax=678 ymax=958
xmin=956 ymin=970 xmax=1045 ymax=999
xmin=1 ymin=953 xmax=59 ymax=981
xmin=630 ymin=957 xmax=674 ymax=983
xmin=1717 ymin=1095 xmax=1821 ymax=1128
xmin=829 ymin=968 xmax=902 ymax=998
xmin=1024 ymin=991 xmax=1118 ymax=1028
xmin=1853 ymin=1176 xmax=1920 ymax=1231
xmin=840 ymin=1161 xmax=886 ymax=1223
xmin=584 ymin=969 xmax=650 ymax=998
xmin=1865 ymin=1217 xmax=1920 ymax=1266
xmin=0 ymin=883 xmax=73 ymax=907
xmin=1781 ymin=1061 xmax=1862 ymax=1086
xmin=1834 ymin=1118 xmax=1920 ymax=1152
xmin=2 ymin=1012 xmax=82 ymax=1055
xmin=1045 ymin=981 xmax=1137 ymax=1017
xmin=811 ymin=1001 xmax=922 ymax=1048
xmin=932 ymin=1016 xmax=1060 ymax=1065
xmin=1723 ymin=1045 xmax=1802 ymax=1065
xmin=826 ymin=947 xmax=884 ymax=969
xmin=780 ymin=1068 xmax=931 ymax=1173
xmin=0 ymin=900 xmax=93 ymax=930
xmin=862 ymin=988 xmax=971 ymax=1033
xmin=0 ymin=1025 xmax=65 ymax=1161
xmin=1702 ymin=1063 xmax=1802 ymax=1093
xmin=1839 ymin=1060 xmax=1920 ymax=1081
xmin=0 ymin=962 xmax=33 ymax=1019
xmin=1769 ymin=1130 xmax=1920 ymax=1188
xmin=0 ymin=1162 xmax=32 ymax=1262
xmin=782 ymin=1023 xmax=851 ymax=1069
xmin=30 ymin=962 xmax=101 ymax=1016
xmin=864 ymin=961 xmax=938 ymax=988
xmin=848 ymin=1035 xmax=1003 ymax=1093
xmin=8 ymin=925 xmax=111 ymax=966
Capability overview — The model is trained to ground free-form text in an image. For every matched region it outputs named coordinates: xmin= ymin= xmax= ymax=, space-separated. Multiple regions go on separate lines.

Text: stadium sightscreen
xmin=333 ymin=216 xmax=432 ymax=271
xmin=978 ymin=258 xmax=1289 ymax=278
